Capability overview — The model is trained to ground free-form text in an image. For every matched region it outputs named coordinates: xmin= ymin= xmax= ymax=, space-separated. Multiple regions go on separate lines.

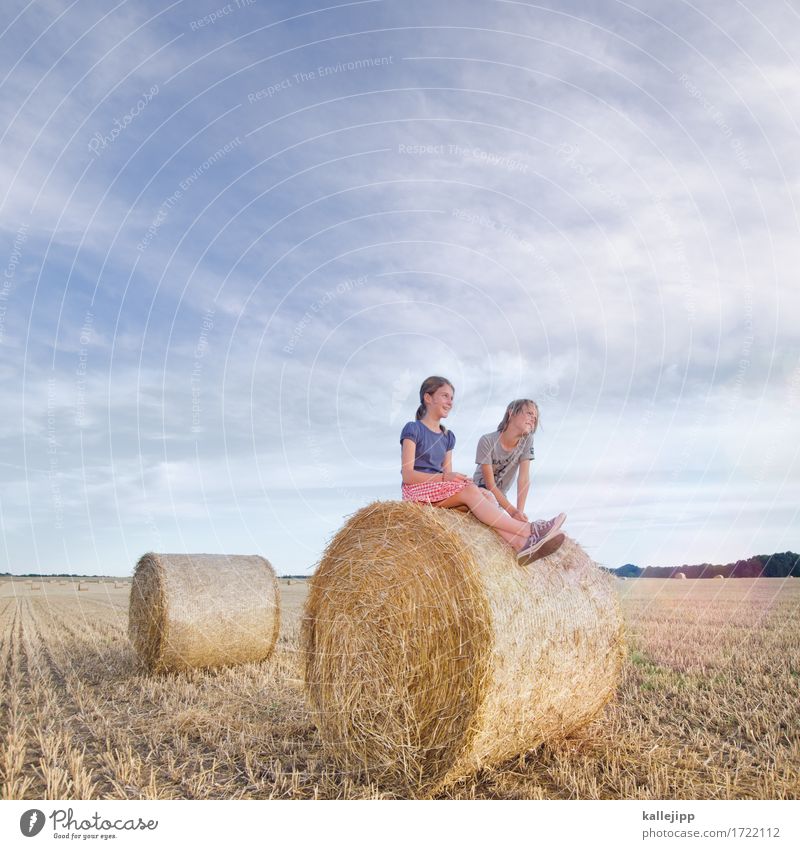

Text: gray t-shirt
xmin=472 ymin=431 xmax=535 ymax=494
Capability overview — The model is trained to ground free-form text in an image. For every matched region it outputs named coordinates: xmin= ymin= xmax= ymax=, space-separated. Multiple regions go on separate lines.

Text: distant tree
xmin=757 ymin=552 xmax=800 ymax=578
xmin=633 ymin=552 xmax=799 ymax=578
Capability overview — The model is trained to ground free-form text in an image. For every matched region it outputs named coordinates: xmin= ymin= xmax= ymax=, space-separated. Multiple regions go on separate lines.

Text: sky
xmin=1 ymin=0 xmax=798 ymax=576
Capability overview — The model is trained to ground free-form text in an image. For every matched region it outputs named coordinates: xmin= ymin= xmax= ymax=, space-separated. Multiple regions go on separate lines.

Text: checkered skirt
xmin=401 ymin=478 xmax=471 ymax=504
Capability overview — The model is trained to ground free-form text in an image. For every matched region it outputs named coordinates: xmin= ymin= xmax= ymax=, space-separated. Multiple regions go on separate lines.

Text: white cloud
xmin=1 ymin=0 xmax=797 ymax=573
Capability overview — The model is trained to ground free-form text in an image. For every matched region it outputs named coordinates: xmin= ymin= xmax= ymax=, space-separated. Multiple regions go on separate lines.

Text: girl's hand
xmin=509 ymin=507 xmax=529 ymax=521
xmin=443 ymin=472 xmax=469 ymax=482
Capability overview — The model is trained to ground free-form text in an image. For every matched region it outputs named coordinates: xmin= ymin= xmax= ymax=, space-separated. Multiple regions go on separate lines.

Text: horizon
xmin=4 ymin=547 xmax=798 ymax=578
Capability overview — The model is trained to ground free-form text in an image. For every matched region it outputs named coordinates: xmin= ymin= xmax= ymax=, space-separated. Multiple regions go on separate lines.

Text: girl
xmin=400 ymin=376 xmax=564 ymax=558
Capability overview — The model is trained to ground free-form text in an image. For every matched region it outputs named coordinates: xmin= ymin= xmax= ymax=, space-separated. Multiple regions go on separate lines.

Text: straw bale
xmin=78 ymin=583 xmax=89 ymax=591
xmin=303 ymin=500 xmax=624 ymax=795
xmin=673 ymin=572 xmax=687 ymax=579
xmin=714 ymin=575 xmax=725 ymax=580
xmin=129 ymin=552 xmax=280 ymax=673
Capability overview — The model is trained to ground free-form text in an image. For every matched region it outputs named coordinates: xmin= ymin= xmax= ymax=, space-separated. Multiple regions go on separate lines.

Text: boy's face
xmin=512 ymin=404 xmax=537 ymax=433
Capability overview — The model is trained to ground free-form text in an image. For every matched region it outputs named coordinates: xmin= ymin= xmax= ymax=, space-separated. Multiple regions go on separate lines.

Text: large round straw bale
xmin=129 ymin=552 xmax=280 ymax=673
xmin=673 ymin=572 xmax=687 ymax=580
xmin=303 ymin=501 xmax=624 ymax=795
xmin=714 ymin=574 xmax=725 ymax=580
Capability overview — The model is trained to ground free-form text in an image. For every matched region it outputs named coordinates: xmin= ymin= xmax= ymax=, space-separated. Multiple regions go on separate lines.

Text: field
xmin=1 ymin=576 xmax=798 ymax=799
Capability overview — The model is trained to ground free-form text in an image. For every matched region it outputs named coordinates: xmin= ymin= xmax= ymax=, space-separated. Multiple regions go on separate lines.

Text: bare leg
xmin=492 ymin=526 xmax=530 ymax=548
xmin=434 ymin=484 xmax=530 ymax=549
xmin=476 ymin=490 xmax=527 ymax=547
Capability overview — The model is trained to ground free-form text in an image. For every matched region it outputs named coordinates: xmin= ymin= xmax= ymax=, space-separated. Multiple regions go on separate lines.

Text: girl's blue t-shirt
xmin=400 ymin=420 xmax=456 ymax=474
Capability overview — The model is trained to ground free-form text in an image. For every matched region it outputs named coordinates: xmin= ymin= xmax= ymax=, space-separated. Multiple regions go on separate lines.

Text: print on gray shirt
xmin=472 ymin=431 xmax=535 ymax=494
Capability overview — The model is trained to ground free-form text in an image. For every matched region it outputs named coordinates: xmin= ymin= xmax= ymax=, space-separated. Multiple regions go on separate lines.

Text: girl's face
xmin=424 ymin=383 xmax=454 ymax=418
xmin=511 ymin=404 xmax=537 ymax=433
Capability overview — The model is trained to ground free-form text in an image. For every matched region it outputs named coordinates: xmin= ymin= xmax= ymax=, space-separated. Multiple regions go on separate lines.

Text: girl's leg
xmin=491 ymin=526 xmax=530 ymax=548
xmin=474 ymin=490 xmax=526 ymax=546
xmin=434 ymin=484 xmax=531 ymax=545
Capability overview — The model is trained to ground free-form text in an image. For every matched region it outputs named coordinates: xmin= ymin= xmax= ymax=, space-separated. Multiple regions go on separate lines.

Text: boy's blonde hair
xmin=497 ymin=399 xmax=539 ymax=433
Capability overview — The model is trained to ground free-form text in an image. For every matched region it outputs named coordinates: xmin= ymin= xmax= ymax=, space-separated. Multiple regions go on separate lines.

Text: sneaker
xmin=517 ymin=513 xmax=567 ymax=560
xmin=529 ymin=532 xmax=565 ymax=561
xmin=530 ymin=512 xmax=566 ymax=539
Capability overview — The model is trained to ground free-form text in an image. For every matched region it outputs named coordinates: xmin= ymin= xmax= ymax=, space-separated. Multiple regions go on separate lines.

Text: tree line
xmin=612 ymin=551 xmax=800 ymax=578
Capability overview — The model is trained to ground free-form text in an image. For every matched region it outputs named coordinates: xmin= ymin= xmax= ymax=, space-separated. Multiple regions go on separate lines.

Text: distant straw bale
xmin=714 ymin=575 xmax=725 ymax=580
xmin=78 ymin=583 xmax=89 ymax=591
xmin=129 ymin=553 xmax=280 ymax=673
xmin=673 ymin=572 xmax=687 ymax=579
xmin=303 ymin=500 xmax=624 ymax=796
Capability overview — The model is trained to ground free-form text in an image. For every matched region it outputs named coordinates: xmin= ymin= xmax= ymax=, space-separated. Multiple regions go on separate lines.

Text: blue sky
xmin=1 ymin=0 xmax=798 ymax=575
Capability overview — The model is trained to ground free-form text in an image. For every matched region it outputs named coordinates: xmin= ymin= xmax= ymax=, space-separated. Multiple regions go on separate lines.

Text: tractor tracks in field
xmin=0 ymin=600 xmax=38 ymax=799
xmin=23 ymin=597 xmax=166 ymax=799
xmin=23 ymin=599 xmax=258 ymax=798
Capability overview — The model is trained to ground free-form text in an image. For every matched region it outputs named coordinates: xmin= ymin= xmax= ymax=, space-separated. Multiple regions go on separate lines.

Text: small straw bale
xmin=129 ymin=552 xmax=280 ymax=673
xmin=78 ymin=583 xmax=89 ymax=591
xmin=714 ymin=574 xmax=725 ymax=580
xmin=673 ymin=572 xmax=687 ymax=579
xmin=303 ymin=501 xmax=625 ymax=795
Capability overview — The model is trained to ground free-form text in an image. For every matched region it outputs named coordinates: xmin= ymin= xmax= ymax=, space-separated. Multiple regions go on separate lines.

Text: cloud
xmin=1 ymin=0 xmax=797 ymax=572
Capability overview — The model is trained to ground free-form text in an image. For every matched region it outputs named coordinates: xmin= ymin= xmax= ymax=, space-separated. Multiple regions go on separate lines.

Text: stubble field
xmin=1 ymin=576 xmax=798 ymax=800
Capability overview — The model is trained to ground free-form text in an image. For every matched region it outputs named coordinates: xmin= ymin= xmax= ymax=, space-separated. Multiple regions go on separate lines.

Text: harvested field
xmin=0 ymin=576 xmax=798 ymax=799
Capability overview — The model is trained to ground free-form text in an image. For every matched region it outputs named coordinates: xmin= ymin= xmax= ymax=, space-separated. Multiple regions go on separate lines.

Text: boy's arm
xmin=481 ymin=464 xmax=516 ymax=514
xmin=516 ymin=458 xmax=531 ymax=514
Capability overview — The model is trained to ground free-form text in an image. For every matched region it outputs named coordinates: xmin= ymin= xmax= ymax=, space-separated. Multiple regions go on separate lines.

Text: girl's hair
xmin=497 ymin=399 xmax=539 ymax=433
xmin=416 ymin=375 xmax=454 ymax=432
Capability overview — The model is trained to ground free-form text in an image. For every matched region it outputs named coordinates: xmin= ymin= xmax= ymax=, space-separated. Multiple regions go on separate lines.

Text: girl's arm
xmin=480 ymin=464 xmax=516 ymax=514
xmin=516 ymin=458 xmax=531 ymax=515
xmin=442 ymin=451 xmax=469 ymax=481
xmin=402 ymin=439 xmax=447 ymax=484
